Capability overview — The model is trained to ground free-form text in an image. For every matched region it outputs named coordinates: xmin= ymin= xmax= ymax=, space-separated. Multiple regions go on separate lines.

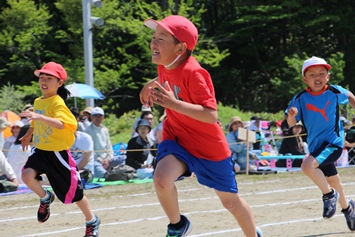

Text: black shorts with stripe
xmin=24 ymin=148 xmax=84 ymax=204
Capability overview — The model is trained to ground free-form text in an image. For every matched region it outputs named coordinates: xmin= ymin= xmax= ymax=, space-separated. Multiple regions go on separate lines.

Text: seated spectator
xmin=3 ymin=120 xmax=24 ymax=157
xmin=132 ymin=111 xmax=156 ymax=143
xmin=226 ymin=116 xmax=257 ymax=171
xmin=277 ymin=121 xmax=308 ymax=167
xmin=126 ymin=119 xmax=156 ymax=179
xmin=248 ymin=115 xmax=267 ymax=150
xmin=84 ymin=107 xmax=123 ymax=178
xmin=7 ymin=125 xmax=31 ymax=184
xmin=0 ymin=149 xmax=19 ymax=191
xmin=71 ymin=130 xmax=95 ymax=175
xmin=131 ymin=105 xmax=152 ymax=137
xmin=80 ymin=106 xmax=92 ymax=128
xmin=70 ymin=107 xmax=86 ymax=132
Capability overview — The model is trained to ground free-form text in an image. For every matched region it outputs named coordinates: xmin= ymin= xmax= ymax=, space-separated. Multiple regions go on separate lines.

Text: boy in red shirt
xmin=140 ymin=15 xmax=262 ymax=237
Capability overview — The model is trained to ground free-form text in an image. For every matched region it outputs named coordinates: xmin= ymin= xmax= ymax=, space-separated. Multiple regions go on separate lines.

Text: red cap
xmin=34 ymin=62 xmax=67 ymax=82
xmin=144 ymin=15 xmax=198 ymax=51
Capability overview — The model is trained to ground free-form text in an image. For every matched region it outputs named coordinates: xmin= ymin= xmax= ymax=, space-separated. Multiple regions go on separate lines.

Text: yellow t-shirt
xmin=31 ymin=95 xmax=77 ymax=151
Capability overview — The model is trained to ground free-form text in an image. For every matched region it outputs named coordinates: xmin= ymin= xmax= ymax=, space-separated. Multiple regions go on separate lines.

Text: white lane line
xmin=15 ymin=211 xmax=347 ymax=237
xmin=8 ymin=181 xmax=355 ymax=236
xmin=4 ymin=181 xmax=355 ymax=213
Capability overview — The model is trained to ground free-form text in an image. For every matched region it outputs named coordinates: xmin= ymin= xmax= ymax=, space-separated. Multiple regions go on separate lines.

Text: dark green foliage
xmin=0 ymin=0 xmax=354 ymax=116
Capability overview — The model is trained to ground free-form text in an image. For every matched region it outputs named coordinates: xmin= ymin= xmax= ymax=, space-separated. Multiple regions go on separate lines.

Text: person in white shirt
xmin=7 ymin=124 xmax=31 ymax=184
xmin=71 ymin=131 xmax=95 ymax=175
xmin=3 ymin=120 xmax=24 ymax=157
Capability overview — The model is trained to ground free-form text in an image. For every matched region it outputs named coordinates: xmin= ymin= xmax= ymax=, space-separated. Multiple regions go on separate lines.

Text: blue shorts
xmin=311 ymin=142 xmax=342 ymax=177
xmin=157 ymin=140 xmax=238 ymax=193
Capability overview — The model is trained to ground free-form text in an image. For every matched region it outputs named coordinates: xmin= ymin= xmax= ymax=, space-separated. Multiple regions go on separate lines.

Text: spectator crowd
xmin=1 ymin=102 xmax=355 ymax=192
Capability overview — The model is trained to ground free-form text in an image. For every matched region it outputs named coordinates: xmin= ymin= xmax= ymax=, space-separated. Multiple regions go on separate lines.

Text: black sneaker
xmin=166 ymin=215 xmax=192 ymax=237
xmin=84 ymin=214 xmax=101 ymax=237
xmin=37 ymin=190 xmax=55 ymax=223
xmin=342 ymin=199 xmax=355 ymax=231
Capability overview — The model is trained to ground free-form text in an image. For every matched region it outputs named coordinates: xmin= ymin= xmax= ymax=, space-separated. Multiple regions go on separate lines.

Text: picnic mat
xmin=0 ymin=182 xmax=104 ymax=196
xmin=92 ymin=178 xmax=153 ymax=186
xmin=0 ymin=184 xmax=33 ymax=196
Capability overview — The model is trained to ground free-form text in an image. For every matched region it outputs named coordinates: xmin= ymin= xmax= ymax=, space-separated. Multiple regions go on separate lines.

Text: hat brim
xmin=135 ymin=125 xmax=151 ymax=134
xmin=144 ymin=19 xmax=175 ymax=37
xmin=302 ymin=64 xmax=331 ymax=76
xmin=228 ymin=120 xmax=242 ymax=131
xmin=34 ymin=69 xmax=61 ymax=79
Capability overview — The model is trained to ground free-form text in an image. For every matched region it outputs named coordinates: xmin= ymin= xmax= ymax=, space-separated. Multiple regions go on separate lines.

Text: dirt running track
xmin=1 ymin=168 xmax=355 ymax=237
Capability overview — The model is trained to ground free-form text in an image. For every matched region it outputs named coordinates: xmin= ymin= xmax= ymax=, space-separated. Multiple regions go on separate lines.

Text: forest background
xmin=0 ymin=0 xmax=355 ymax=144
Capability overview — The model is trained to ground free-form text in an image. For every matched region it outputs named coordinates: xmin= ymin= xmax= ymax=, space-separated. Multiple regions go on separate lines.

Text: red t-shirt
xmin=158 ymin=57 xmax=231 ymax=161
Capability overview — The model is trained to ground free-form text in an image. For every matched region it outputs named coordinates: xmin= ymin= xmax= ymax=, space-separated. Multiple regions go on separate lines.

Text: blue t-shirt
xmin=285 ymin=85 xmax=348 ymax=152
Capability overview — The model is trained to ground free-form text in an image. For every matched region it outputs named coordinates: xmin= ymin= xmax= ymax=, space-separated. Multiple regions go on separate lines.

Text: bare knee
xmin=301 ymin=162 xmax=313 ymax=174
xmin=153 ymin=172 xmax=171 ymax=190
xmin=22 ymin=168 xmax=36 ymax=184
xmin=221 ymin=198 xmax=238 ymax=211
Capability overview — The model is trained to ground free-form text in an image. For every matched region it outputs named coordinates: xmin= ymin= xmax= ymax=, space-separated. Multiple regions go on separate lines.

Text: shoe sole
xmin=182 ymin=223 xmax=192 ymax=237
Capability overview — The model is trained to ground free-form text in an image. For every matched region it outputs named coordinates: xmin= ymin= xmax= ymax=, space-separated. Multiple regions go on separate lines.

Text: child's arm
xmin=20 ymin=111 xmax=64 ymax=129
xmin=149 ymin=81 xmax=217 ymax=124
xmin=348 ymin=91 xmax=355 ymax=109
xmin=140 ymin=77 xmax=159 ymax=108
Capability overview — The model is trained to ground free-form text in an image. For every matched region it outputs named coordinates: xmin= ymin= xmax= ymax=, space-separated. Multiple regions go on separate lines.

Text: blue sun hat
xmin=136 ymin=119 xmax=151 ymax=133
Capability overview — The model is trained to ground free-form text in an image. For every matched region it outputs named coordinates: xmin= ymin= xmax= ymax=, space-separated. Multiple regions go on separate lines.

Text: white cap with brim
xmin=141 ymin=105 xmax=151 ymax=112
xmin=302 ymin=56 xmax=331 ymax=76
xmin=91 ymin=107 xmax=104 ymax=116
xmin=13 ymin=120 xmax=24 ymax=128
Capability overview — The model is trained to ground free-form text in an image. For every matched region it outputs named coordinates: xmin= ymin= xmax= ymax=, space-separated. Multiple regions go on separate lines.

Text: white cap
xmin=13 ymin=120 xmax=24 ymax=128
xmin=302 ymin=56 xmax=331 ymax=76
xmin=91 ymin=107 xmax=104 ymax=116
xmin=141 ymin=105 xmax=151 ymax=112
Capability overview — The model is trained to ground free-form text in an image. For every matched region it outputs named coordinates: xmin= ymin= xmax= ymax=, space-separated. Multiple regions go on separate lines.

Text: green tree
xmin=0 ymin=83 xmax=26 ymax=113
xmin=0 ymin=0 xmax=52 ymax=85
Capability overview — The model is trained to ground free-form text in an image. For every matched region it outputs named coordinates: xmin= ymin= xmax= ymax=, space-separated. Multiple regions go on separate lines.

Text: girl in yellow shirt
xmin=20 ymin=62 xmax=100 ymax=237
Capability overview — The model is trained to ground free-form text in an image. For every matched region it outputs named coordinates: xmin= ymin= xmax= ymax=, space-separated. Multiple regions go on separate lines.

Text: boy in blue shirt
xmin=286 ymin=56 xmax=355 ymax=231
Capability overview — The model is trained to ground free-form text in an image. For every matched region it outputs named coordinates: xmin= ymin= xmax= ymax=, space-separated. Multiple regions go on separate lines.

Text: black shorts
xmin=311 ymin=142 xmax=342 ymax=177
xmin=24 ymin=148 xmax=84 ymax=204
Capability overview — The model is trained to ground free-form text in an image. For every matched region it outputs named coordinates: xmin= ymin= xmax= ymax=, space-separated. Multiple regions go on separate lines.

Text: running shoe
xmin=84 ymin=214 xmax=101 ymax=237
xmin=342 ymin=199 xmax=355 ymax=231
xmin=166 ymin=215 xmax=192 ymax=237
xmin=37 ymin=190 xmax=55 ymax=223
xmin=322 ymin=188 xmax=338 ymax=219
